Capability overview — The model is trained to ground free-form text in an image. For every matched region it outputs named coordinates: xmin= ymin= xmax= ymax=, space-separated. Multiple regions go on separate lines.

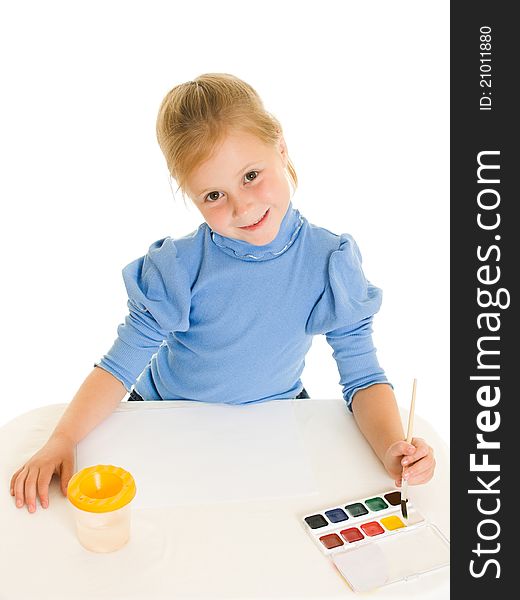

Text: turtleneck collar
xmin=210 ymin=202 xmax=304 ymax=261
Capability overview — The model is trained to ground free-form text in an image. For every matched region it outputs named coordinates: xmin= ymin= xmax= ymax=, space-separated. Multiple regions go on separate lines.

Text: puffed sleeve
xmin=94 ymin=237 xmax=191 ymax=391
xmin=306 ymin=233 xmax=391 ymax=411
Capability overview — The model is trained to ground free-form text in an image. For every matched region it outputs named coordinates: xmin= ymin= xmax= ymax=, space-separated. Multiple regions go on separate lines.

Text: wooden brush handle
xmin=406 ymin=378 xmax=417 ymax=443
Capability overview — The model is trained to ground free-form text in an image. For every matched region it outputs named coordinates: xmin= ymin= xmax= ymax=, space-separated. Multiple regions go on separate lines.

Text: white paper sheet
xmin=76 ymin=400 xmax=318 ymax=508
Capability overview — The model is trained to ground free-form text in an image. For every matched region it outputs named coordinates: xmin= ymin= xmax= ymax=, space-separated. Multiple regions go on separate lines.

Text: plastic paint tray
xmin=300 ymin=488 xmax=450 ymax=592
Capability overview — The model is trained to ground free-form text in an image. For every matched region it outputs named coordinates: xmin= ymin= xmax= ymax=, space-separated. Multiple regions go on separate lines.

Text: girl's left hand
xmin=383 ymin=437 xmax=436 ymax=486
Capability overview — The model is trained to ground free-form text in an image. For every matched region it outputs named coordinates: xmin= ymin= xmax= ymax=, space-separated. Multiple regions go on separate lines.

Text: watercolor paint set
xmin=301 ymin=489 xmax=450 ymax=592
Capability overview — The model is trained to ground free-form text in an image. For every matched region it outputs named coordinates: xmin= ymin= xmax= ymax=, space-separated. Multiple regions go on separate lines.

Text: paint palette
xmin=301 ymin=489 xmax=450 ymax=592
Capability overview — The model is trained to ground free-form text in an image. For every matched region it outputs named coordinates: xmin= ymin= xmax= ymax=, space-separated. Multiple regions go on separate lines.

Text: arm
xmin=307 ymin=233 xmax=436 ymax=486
xmin=11 ymin=241 xmax=189 ymax=513
xmin=352 ymin=383 xmax=436 ymax=486
xmin=324 ymin=318 xmax=435 ymax=486
xmin=51 ymin=366 xmax=127 ymax=444
xmin=351 ymin=383 xmax=404 ymax=462
xmin=10 ymin=366 xmax=127 ymax=513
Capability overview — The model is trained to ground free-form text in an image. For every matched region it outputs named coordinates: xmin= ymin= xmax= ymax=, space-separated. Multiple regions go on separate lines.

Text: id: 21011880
xmin=479 ymin=25 xmax=492 ymax=111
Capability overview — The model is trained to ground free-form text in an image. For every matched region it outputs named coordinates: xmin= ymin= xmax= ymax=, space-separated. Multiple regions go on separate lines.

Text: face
xmin=186 ymin=129 xmax=292 ymax=245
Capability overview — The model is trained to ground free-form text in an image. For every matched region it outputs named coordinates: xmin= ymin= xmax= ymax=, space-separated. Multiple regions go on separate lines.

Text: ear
xmin=276 ymin=132 xmax=289 ymax=167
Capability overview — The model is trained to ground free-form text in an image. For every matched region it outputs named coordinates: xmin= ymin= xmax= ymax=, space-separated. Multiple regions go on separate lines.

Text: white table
xmin=0 ymin=399 xmax=449 ymax=599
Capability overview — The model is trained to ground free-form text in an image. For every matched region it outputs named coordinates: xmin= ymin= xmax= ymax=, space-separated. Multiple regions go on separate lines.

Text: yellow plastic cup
xmin=67 ymin=464 xmax=136 ymax=553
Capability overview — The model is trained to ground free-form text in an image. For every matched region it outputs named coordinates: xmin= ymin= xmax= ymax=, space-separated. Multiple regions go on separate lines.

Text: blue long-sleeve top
xmin=95 ymin=203 xmax=390 ymax=410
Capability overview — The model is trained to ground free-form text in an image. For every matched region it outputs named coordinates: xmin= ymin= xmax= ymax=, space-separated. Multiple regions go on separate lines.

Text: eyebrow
xmin=196 ymin=162 xmax=259 ymax=196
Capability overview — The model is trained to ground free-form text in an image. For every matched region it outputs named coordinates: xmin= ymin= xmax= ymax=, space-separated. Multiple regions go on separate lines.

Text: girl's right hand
xmin=9 ymin=433 xmax=75 ymax=513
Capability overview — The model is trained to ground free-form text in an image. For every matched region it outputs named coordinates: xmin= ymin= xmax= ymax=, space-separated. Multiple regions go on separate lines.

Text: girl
xmin=10 ymin=73 xmax=435 ymax=513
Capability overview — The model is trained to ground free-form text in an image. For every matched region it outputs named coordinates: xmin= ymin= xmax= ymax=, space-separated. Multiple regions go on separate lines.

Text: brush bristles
xmin=401 ymin=499 xmax=408 ymax=519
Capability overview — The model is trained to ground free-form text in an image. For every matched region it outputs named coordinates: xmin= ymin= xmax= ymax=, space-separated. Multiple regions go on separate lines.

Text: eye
xmin=244 ymin=170 xmax=258 ymax=183
xmin=203 ymin=171 xmax=259 ymax=203
xmin=204 ymin=191 xmax=223 ymax=203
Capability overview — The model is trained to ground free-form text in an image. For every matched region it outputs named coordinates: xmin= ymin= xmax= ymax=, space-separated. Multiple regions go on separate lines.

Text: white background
xmin=0 ymin=1 xmax=449 ymax=444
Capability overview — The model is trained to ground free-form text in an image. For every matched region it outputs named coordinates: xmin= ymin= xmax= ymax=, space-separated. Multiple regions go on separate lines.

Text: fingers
xmin=401 ymin=438 xmax=428 ymax=466
xmin=11 ymin=465 xmax=53 ymax=512
xmin=398 ymin=438 xmax=430 ymax=466
xmin=37 ymin=466 xmax=55 ymax=509
xmin=390 ymin=440 xmax=417 ymax=458
xmin=12 ymin=466 xmax=28 ymax=508
xmin=10 ymin=466 xmax=24 ymax=496
xmin=60 ymin=458 xmax=74 ymax=497
xmin=402 ymin=440 xmax=436 ymax=485
xmin=24 ymin=467 xmax=40 ymax=513
xmin=388 ymin=437 xmax=436 ymax=486
xmin=406 ymin=454 xmax=436 ymax=484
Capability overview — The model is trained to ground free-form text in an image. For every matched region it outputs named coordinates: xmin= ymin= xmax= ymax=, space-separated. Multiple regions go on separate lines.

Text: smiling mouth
xmin=238 ymin=209 xmax=270 ymax=230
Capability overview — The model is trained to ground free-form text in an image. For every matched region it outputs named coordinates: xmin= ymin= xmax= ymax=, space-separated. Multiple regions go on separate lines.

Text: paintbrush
xmin=401 ymin=378 xmax=417 ymax=520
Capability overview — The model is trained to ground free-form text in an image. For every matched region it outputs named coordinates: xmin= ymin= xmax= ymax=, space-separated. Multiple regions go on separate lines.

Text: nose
xmin=229 ymin=193 xmax=254 ymax=219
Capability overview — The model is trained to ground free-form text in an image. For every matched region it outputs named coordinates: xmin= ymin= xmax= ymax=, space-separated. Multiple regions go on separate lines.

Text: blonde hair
xmin=156 ymin=73 xmax=298 ymax=200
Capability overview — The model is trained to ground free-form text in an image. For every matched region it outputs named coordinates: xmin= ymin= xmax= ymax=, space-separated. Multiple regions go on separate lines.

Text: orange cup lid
xmin=67 ymin=464 xmax=136 ymax=513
